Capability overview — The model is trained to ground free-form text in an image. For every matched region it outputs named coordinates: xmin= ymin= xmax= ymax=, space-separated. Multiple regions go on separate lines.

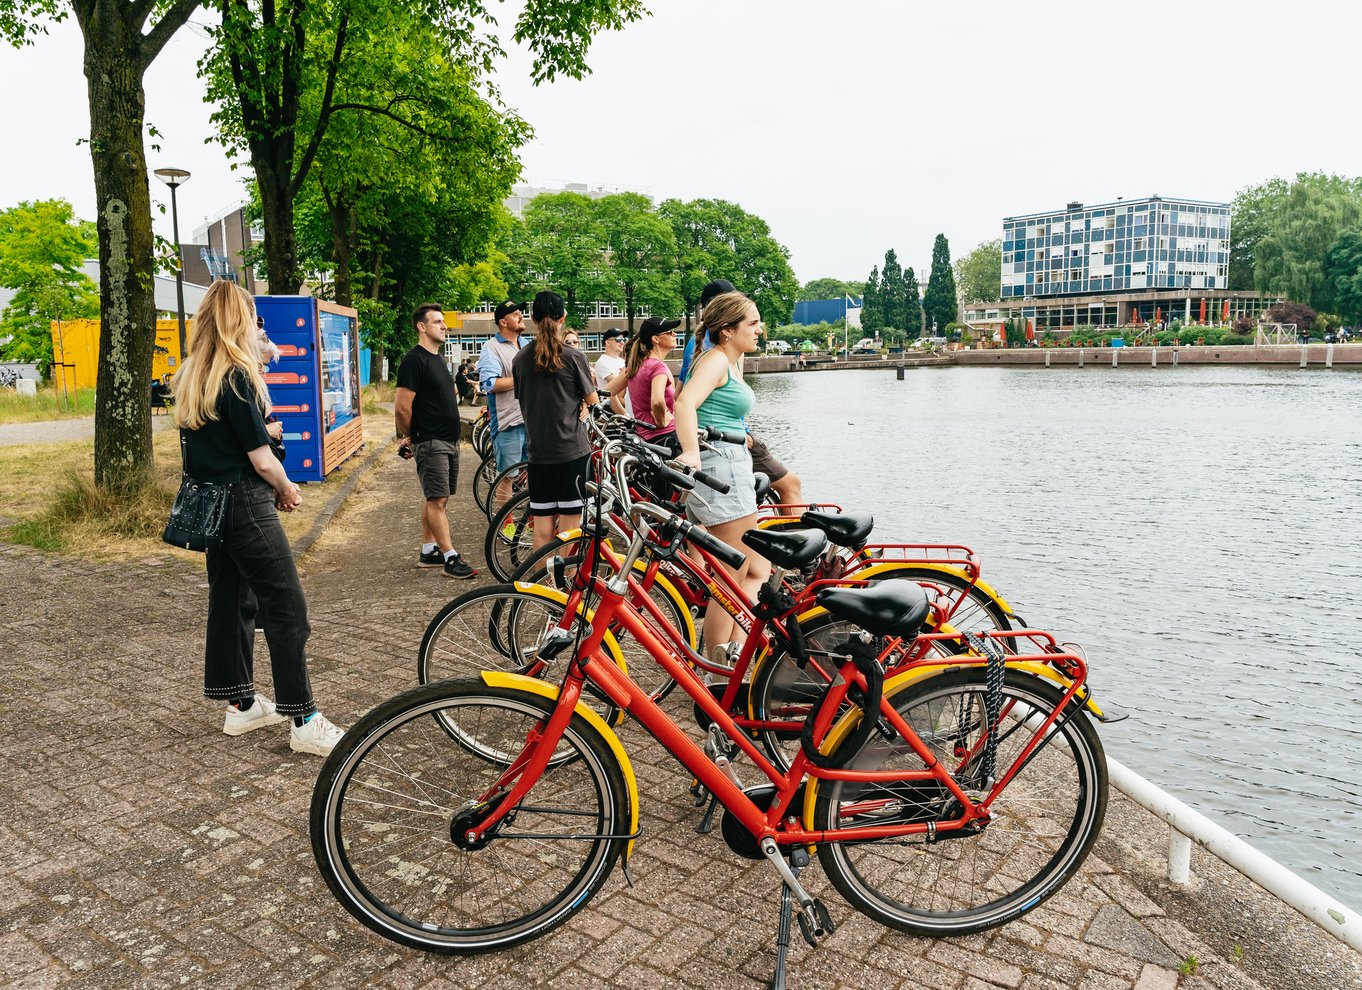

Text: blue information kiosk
xmin=255 ymin=296 xmax=364 ymax=483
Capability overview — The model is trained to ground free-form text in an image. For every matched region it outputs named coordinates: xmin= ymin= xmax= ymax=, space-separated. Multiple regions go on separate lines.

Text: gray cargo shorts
xmin=414 ymin=438 xmax=459 ymax=500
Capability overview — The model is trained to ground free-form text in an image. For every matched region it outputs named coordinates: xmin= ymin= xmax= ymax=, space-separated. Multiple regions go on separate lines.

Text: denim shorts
xmin=493 ymin=423 xmax=528 ymax=473
xmin=687 ymin=441 xmax=756 ymax=526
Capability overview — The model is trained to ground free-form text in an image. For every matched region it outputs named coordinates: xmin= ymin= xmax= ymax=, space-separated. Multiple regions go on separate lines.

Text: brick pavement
xmin=3 ymin=442 xmax=1360 ymax=990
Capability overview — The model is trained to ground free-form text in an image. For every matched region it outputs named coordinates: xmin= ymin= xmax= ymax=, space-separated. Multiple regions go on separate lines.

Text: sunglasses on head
xmin=255 ymin=315 xmax=265 ymax=331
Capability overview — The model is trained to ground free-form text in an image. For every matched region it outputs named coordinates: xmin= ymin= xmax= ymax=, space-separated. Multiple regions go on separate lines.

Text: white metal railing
xmin=1105 ymin=756 xmax=1362 ymax=952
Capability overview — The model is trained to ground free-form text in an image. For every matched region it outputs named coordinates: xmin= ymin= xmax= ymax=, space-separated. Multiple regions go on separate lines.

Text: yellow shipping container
xmin=49 ymin=319 xmax=189 ymax=391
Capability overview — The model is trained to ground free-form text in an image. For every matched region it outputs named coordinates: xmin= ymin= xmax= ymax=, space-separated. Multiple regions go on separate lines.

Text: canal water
xmin=747 ymin=364 xmax=1362 ymax=909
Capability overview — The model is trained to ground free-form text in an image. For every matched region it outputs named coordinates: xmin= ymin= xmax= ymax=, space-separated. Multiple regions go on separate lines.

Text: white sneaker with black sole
xmin=289 ymin=713 xmax=346 ymax=756
xmin=222 ymin=696 xmax=288 ymax=736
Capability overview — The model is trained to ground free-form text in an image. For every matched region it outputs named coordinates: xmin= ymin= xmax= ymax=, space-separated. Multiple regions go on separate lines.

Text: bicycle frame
xmin=464 ymin=549 xmax=1093 ymax=851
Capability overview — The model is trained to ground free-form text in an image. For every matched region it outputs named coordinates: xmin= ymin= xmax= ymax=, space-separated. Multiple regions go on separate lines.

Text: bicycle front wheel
xmin=814 ymin=667 xmax=1107 ymax=936
xmin=471 ymin=453 xmax=498 ymax=514
xmin=311 ymin=680 xmax=631 ymax=953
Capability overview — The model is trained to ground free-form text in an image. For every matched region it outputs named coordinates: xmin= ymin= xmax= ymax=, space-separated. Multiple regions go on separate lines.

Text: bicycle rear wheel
xmin=485 ymin=489 xmax=535 ymax=581
xmin=311 ymin=680 xmax=630 ymax=953
xmin=814 ymin=667 xmax=1107 ymax=935
xmin=471 ymin=413 xmax=491 ymax=459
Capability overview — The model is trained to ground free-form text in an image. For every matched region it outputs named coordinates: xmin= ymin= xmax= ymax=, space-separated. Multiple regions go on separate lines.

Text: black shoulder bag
xmin=162 ymin=429 xmax=232 ymax=552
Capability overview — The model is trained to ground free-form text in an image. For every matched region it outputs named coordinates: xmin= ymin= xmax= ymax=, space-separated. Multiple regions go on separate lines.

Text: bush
xmin=1221 ymin=334 xmax=1253 ymax=345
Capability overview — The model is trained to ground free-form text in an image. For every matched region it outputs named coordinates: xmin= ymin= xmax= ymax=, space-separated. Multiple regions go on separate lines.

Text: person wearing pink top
xmin=609 ymin=315 xmax=681 ymax=449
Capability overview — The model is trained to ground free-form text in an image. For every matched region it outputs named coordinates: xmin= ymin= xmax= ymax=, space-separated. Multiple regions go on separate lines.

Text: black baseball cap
xmin=602 ymin=327 xmax=627 ymax=342
xmin=493 ymin=300 xmax=525 ymax=323
xmin=531 ymin=290 xmax=566 ymax=322
xmin=638 ymin=316 xmax=682 ymax=342
xmin=699 ymin=278 xmax=737 ymax=308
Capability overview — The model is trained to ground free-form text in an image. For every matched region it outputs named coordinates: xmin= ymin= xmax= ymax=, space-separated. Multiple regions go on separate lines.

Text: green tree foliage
xmin=922 ymin=233 xmax=957 ymax=335
xmin=1228 ymin=178 xmax=1289 ymax=291
xmin=1003 ymin=317 xmax=1028 ymax=347
xmin=3 ymin=0 xmax=203 ymax=492
xmin=954 ymin=238 xmax=1002 ymax=304
xmin=879 ymin=249 xmax=903 ymax=334
xmin=1252 ymin=173 xmax=1362 ymax=312
xmin=594 ymin=192 xmax=680 ymax=332
xmin=203 ymin=0 xmax=645 ymax=295
xmin=1325 ymin=227 xmax=1362 ymax=323
xmin=798 ymin=277 xmax=863 ymax=301
xmin=655 ymin=198 xmax=797 ymax=329
xmin=860 ymin=265 xmax=883 ymax=335
xmin=0 ymin=200 xmax=99 ymax=367
xmin=902 ymin=266 xmax=922 ymax=338
xmin=508 ymin=192 xmax=605 ymax=329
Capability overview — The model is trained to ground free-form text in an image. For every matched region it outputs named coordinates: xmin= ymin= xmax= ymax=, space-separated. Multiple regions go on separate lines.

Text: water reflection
xmin=749 ymin=364 xmax=1362 ymax=907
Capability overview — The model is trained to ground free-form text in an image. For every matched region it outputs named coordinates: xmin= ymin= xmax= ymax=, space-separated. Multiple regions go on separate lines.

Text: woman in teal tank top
xmin=674 ymin=291 xmax=770 ymax=655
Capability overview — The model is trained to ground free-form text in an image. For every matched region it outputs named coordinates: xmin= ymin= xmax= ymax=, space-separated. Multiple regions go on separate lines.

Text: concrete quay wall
xmin=950 ymin=342 xmax=1362 ymax=368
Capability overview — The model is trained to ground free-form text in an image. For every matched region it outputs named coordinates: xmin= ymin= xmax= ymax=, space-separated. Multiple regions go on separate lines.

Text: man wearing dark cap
xmin=477 ymin=301 xmax=531 ymax=497
xmin=594 ymin=327 xmax=629 ymax=415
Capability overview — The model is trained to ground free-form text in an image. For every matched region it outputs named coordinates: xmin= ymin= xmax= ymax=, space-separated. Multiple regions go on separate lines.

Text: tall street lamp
xmin=153 ymin=167 xmax=191 ymax=365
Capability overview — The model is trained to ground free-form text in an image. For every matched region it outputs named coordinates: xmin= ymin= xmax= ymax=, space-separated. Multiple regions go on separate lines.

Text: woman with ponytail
xmin=606 ymin=315 xmax=681 ymax=449
xmin=511 ymin=291 xmax=599 ymax=549
xmin=673 ymin=291 xmax=771 ymax=656
xmin=172 ymin=281 xmax=344 ymax=757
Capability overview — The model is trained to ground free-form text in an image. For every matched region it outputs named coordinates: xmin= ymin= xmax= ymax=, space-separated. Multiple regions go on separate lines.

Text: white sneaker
xmin=222 ymin=696 xmax=287 ymax=736
xmin=289 ymin=712 xmax=346 ymax=756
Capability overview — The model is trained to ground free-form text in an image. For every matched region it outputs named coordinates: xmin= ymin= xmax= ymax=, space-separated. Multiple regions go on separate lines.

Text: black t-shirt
xmin=182 ymin=369 xmax=273 ymax=483
xmin=396 ymin=346 xmax=460 ymax=442
xmin=512 ymin=345 xmax=594 ymax=464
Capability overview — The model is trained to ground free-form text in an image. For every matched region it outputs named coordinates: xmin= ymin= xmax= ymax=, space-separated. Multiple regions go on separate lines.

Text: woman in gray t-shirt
xmin=512 ymin=290 xmax=599 ymax=549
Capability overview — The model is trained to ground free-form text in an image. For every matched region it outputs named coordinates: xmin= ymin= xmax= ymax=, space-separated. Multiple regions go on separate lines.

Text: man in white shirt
xmin=594 ymin=327 xmax=629 ymax=414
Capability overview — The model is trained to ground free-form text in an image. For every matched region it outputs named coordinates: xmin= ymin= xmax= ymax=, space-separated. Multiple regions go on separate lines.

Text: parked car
xmin=766 ymin=339 xmax=791 ymax=354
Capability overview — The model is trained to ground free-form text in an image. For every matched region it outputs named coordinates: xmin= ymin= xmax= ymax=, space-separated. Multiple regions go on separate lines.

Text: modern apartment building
xmin=1001 ymin=196 xmax=1229 ymax=300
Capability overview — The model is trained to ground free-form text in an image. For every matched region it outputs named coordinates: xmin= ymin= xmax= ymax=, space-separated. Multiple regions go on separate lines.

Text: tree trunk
xmin=81 ymin=9 xmax=158 ymax=493
xmin=367 ymin=246 xmax=384 ymax=382
xmin=256 ymin=160 xmax=302 ymax=294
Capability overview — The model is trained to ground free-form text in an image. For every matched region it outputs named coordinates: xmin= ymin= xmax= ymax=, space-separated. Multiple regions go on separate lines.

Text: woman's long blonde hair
xmin=171 ymin=281 xmax=271 ymax=430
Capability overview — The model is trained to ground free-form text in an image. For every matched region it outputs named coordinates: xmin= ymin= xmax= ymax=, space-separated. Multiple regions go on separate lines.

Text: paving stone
xmin=1085 ymin=904 xmax=1182 ymax=968
xmin=1132 ymin=964 xmax=1179 ymax=990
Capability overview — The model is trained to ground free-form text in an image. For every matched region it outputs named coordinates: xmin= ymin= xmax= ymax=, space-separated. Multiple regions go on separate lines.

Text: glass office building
xmin=1001 ymin=196 xmax=1230 ymax=300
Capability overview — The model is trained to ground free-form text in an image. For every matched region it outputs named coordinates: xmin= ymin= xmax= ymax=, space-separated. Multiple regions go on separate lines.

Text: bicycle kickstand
xmin=771 ymin=873 xmax=794 ymax=990
xmin=696 ymin=792 xmax=720 ymax=834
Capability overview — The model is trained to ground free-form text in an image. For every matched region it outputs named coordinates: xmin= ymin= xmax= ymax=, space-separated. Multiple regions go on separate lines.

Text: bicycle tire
xmin=485 ymin=460 xmax=530 ymax=522
xmin=471 ymin=453 xmax=498 ymax=514
xmin=311 ymin=680 xmax=630 ymax=953
xmin=509 ymin=538 xmax=696 ymax=703
xmin=417 ymin=583 xmax=628 ymax=725
xmin=471 ymin=414 xmax=491 ymax=459
xmin=484 ymin=489 xmax=535 ymax=582
xmin=813 ymin=667 xmax=1107 ymax=936
xmin=863 ymin=565 xmax=1012 ymax=639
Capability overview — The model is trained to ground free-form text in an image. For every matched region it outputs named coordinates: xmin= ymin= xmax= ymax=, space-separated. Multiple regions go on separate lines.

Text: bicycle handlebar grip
xmin=702 ymin=426 xmax=748 ymax=446
xmin=688 ymin=525 xmax=747 ymax=570
xmin=692 ymin=468 xmax=731 ymax=495
xmin=655 ymin=465 xmax=696 ymax=491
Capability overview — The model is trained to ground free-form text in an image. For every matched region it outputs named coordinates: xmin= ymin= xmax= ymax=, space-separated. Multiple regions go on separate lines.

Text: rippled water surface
xmin=748 ymin=364 xmax=1362 ymax=908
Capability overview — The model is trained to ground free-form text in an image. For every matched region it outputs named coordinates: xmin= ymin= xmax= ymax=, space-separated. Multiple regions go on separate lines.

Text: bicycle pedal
xmin=796 ymin=898 xmax=835 ymax=947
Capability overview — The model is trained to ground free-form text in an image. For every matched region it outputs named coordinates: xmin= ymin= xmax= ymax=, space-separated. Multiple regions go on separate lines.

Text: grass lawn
xmin=1 ymin=412 xmax=391 ymax=561
xmin=0 ymin=387 xmax=98 ymax=424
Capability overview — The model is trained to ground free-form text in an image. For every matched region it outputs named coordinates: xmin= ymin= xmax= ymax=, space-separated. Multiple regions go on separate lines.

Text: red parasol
xmin=1222 ymin=300 xmax=1230 ymax=322
xmin=1199 ymin=299 xmax=1207 ymax=324
xmin=1155 ymin=306 xmax=1162 ymax=326
xmin=1026 ymin=319 xmax=1035 ymax=342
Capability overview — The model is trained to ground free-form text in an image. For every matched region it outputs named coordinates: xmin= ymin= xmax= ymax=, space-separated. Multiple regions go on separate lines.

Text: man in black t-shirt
xmin=395 ymin=304 xmax=476 ymax=579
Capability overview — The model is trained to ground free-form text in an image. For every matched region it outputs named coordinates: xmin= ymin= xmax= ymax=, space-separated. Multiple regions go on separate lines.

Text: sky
xmin=1 ymin=0 xmax=1359 ymax=283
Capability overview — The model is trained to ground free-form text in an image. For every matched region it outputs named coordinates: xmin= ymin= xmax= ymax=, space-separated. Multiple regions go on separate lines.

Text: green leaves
xmin=1325 ymin=227 xmax=1362 ymax=323
xmin=954 ymin=238 xmax=1002 ymax=305
xmin=923 ymin=233 xmax=957 ymax=336
xmin=0 ymin=199 xmax=99 ymax=366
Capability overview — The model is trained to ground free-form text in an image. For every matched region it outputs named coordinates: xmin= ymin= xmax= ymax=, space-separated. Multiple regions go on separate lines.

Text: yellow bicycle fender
xmin=478 ymin=671 xmax=640 ymax=866
xmin=852 ymin=561 xmax=1016 ymax=617
xmin=800 ymin=661 xmax=1103 ymax=829
xmin=628 ymin=562 xmax=698 ymax=650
